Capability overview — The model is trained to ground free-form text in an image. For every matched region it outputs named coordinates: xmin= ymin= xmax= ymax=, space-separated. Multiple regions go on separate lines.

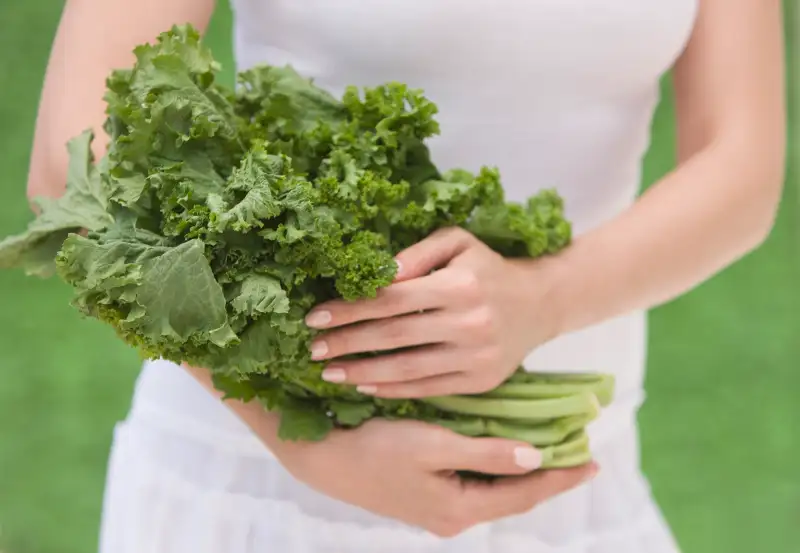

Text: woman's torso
xmin=115 ymin=2 xmax=699 ymax=551
xmin=140 ymin=0 xmax=700 ymax=442
xmin=134 ymin=0 xmax=701 ymax=449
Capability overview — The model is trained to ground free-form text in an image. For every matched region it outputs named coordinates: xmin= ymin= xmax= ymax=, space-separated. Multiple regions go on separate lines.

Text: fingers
xmin=394 ymin=227 xmax=475 ymax=282
xmin=354 ymin=371 xmax=477 ymax=398
xmin=305 ymin=228 xmax=476 ymax=329
xmin=319 ymin=345 xmax=462 ymax=389
xmin=427 ymin=430 xmax=546 ymax=476
xmin=418 ymin=425 xmax=598 ymax=538
xmin=465 ymin=463 xmax=599 ymax=522
xmin=311 ymin=312 xmax=451 ymax=362
xmin=305 ymin=270 xmax=452 ymax=329
xmin=423 ymin=462 xmax=598 ymax=538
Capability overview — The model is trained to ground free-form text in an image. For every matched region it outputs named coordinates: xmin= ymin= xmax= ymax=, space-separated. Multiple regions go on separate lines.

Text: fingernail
xmin=305 ymin=310 xmax=332 ymax=328
xmin=321 ymin=367 xmax=346 ymax=383
xmin=514 ymin=447 xmax=543 ymax=470
xmin=310 ymin=340 xmax=328 ymax=359
xmin=394 ymin=259 xmax=403 ymax=278
xmin=357 ymin=385 xmax=378 ymax=394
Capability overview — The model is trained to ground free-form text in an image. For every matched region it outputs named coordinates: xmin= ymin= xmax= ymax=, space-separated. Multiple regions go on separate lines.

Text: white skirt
xmin=97 ymin=356 xmax=681 ymax=553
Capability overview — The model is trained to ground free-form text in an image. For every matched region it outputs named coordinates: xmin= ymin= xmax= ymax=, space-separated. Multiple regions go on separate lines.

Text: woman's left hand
xmin=304 ymin=227 xmax=560 ymax=398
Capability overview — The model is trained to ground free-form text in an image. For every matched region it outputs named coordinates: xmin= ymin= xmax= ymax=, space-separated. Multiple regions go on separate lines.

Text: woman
xmin=28 ymin=1 xmax=785 ymax=552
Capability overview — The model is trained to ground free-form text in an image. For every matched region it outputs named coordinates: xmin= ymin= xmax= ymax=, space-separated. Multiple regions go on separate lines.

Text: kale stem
xmin=486 ymin=373 xmax=615 ymax=406
xmin=482 ymin=413 xmax=596 ymax=446
xmin=435 ymin=417 xmax=487 ymax=436
xmin=421 ymin=392 xmax=599 ymax=421
xmin=541 ymin=448 xmax=593 ymax=469
xmin=538 ymin=429 xmax=591 ymax=468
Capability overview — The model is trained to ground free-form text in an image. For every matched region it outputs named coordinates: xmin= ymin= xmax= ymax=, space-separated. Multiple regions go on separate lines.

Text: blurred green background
xmin=0 ymin=2 xmax=797 ymax=552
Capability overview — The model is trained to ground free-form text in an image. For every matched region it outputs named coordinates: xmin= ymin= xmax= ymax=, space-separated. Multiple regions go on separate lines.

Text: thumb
xmin=431 ymin=432 xmax=546 ymax=476
xmin=394 ymin=227 xmax=474 ymax=281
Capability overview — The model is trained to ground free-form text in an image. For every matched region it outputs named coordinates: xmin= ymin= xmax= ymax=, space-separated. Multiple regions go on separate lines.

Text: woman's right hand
xmin=185 ymin=365 xmax=596 ymax=538
xmin=269 ymin=418 xmax=597 ymax=538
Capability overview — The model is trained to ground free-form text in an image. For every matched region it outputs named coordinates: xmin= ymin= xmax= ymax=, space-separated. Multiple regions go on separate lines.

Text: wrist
xmin=513 ymin=249 xmax=580 ymax=348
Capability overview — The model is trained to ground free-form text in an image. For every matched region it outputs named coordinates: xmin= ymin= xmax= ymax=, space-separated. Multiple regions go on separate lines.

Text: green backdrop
xmin=0 ymin=2 xmax=797 ymax=552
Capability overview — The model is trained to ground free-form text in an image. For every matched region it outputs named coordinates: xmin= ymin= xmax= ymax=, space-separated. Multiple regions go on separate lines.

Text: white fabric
xmin=98 ymin=1 xmax=699 ymax=551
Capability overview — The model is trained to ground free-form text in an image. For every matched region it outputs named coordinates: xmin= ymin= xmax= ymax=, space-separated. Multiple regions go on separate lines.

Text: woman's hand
xmin=305 ymin=227 xmax=558 ymax=398
xmin=271 ymin=418 xmax=596 ymax=538
xmin=185 ymin=365 xmax=596 ymax=538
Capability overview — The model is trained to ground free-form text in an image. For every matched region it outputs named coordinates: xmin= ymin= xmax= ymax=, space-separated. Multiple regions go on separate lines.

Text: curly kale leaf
xmin=0 ymin=24 xmax=573 ymax=441
xmin=0 ymin=131 xmax=114 ymax=276
xmin=56 ymin=232 xmax=238 ymax=352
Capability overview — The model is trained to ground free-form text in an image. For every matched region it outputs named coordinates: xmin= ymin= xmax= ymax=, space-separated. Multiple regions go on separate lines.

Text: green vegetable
xmin=0 ymin=24 xmax=613 ymax=469
xmin=483 ymin=370 xmax=616 ymax=406
xmin=422 ymin=391 xmax=600 ymax=421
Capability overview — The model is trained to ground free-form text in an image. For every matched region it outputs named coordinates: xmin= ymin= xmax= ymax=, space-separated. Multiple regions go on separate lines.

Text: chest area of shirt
xmin=247 ymin=0 xmax=699 ymax=95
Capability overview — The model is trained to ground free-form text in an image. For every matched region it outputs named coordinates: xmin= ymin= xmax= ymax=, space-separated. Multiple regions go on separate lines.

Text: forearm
xmin=27 ymin=0 xmax=215 ymax=201
xmin=536 ymin=137 xmax=785 ymax=337
xmin=521 ymin=0 xmax=786 ymax=341
xmin=183 ymin=364 xmax=284 ymax=450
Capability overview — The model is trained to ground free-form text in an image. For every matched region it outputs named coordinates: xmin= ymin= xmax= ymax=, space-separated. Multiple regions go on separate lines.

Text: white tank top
xmin=228 ymin=0 xmax=698 ymax=410
xmin=118 ymin=4 xmax=700 ymax=551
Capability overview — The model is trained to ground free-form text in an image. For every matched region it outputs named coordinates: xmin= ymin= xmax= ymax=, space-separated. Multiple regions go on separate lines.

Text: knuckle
xmin=475 ymin=372 xmax=505 ymax=393
xmin=452 ymin=226 xmax=477 ymax=244
xmin=419 ymin=426 xmax=455 ymax=462
xmin=373 ymin=282 xmax=409 ymax=306
xmin=460 ymin=307 xmax=494 ymax=337
xmin=440 ymin=226 xmax=467 ymax=240
xmin=371 ymin=289 xmax=399 ymax=314
xmin=450 ymin=269 xmax=482 ymax=300
xmin=474 ymin=344 xmax=503 ymax=367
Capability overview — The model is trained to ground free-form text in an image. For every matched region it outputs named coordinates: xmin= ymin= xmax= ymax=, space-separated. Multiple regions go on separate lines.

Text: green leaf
xmin=57 ymin=234 xmax=237 ymax=348
xmin=211 ymin=373 xmax=258 ymax=402
xmin=329 ymin=401 xmax=377 ymax=427
xmin=0 ymin=131 xmax=114 ymax=276
xmin=276 ymin=399 xmax=334 ymax=441
xmin=230 ymin=274 xmax=291 ymax=317
xmin=0 ymin=24 xmax=584 ymax=446
xmin=236 ymin=64 xmax=345 ymax=135
xmin=126 ymin=239 xmax=237 ymax=346
xmin=465 ymin=188 xmax=571 ymax=257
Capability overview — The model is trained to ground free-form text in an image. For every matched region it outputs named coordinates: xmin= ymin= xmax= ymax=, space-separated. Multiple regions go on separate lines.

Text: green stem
xmin=541 ymin=448 xmax=593 ymax=469
xmin=421 ymin=391 xmax=599 ymax=421
xmin=483 ymin=413 xmax=595 ymax=446
xmin=509 ymin=371 xmax=608 ymax=384
xmin=487 ymin=373 xmax=615 ymax=407
xmin=539 ymin=430 xmax=590 ymax=466
xmin=435 ymin=417 xmax=487 ymax=436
